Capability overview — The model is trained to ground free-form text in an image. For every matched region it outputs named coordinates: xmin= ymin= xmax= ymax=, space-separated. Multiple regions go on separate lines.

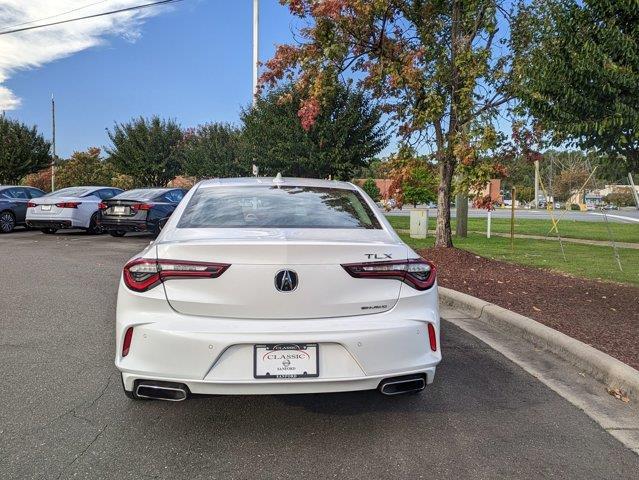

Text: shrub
xmin=362 ymin=178 xmax=381 ymax=201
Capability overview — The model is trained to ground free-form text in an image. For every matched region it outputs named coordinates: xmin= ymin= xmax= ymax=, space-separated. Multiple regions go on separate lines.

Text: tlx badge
xmin=365 ymin=253 xmax=392 ymax=260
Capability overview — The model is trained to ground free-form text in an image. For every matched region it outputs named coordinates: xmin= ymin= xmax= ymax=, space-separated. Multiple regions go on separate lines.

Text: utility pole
xmin=252 ymin=0 xmax=259 ymax=106
xmin=51 ymin=94 xmax=56 ymax=192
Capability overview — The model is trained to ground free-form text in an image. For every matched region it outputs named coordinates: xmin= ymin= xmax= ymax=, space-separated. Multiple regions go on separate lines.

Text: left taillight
xmin=341 ymin=258 xmax=436 ymax=290
xmin=122 ymin=258 xmax=230 ymax=292
xmin=27 ymin=201 xmax=37 ymax=208
xmin=98 ymin=202 xmax=108 ymax=210
xmin=122 ymin=326 xmax=134 ymax=357
xmin=55 ymin=202 xmax=81 ymax=208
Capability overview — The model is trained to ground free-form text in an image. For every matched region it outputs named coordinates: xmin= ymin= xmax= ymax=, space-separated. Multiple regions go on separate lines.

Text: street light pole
xmin=51 ymin=94 xmax=56 ymax=192
xmin=252 ymin=0 xmax=259 ymax=106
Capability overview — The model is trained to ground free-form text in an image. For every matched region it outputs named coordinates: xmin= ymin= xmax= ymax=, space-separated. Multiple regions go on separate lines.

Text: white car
xmin=26 ymin=186 xmax=122 ymax=234
xmin=116 ymin=177 xmax=441 ymax=401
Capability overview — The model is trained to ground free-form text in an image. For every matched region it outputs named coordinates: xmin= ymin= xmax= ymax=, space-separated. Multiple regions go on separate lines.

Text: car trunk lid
xmin=156 ymin=228 xmax=407 ymax=319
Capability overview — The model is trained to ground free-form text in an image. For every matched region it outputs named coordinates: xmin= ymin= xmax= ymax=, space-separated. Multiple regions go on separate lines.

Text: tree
xmin=106 ymin=116 xmax=183 ymax=187
xmin=379 ymin=146 xmax=437 ymax=208
xmin=55 ymin=148 xmax=113 ymax=189
xmin=0 ymin=115 xmax=51 ymax=184
xmin=181 ymin=123 xmax=244 ymax=179
xmin=553 ymin=167 xmax=591 ymax=201
xmin=261 ymin=1 xmax=525 ymax=246
xmin=242 ymin=83 xmax=388 ymax=179
xmin=515 ymin=0 xmax=639 ymax=174
xmin=403 ymin=167 xmax=437 ymax=208
xmin=362 ymin=178 xmax=381 ymax=201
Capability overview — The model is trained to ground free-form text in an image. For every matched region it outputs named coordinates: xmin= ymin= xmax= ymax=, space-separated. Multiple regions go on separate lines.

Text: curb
xmin=439 ymin=286 xmax=639 ymax=400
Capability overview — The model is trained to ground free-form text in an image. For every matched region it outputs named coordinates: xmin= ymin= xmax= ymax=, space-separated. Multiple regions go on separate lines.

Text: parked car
xmin=26 ymin=186 xmax=123 ymax=234
xmin=99 ymin=188 xmax=187 ymax=237
xmin=116 ymin=177 xmax=441 ymax=401
xmin=0 ymin=186 xmax=45 ymax=233
xmin=603 ymin=204 xmax=619 ymax=210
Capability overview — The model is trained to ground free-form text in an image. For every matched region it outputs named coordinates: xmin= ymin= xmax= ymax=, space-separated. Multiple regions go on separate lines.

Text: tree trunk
xmin=435 ymin=157 xmax=455 ymax=247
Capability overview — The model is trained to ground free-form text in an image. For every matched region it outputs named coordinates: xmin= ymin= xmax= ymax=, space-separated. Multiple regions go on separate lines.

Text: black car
xmin=99 ymin=188 xmax=187 ymax=237
xmin=0 ymin=186 xmax=45 ymax=233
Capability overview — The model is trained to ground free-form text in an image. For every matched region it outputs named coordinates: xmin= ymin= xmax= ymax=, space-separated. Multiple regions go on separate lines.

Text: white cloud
xmin=0 ymin=1 xmax=173 ymax=110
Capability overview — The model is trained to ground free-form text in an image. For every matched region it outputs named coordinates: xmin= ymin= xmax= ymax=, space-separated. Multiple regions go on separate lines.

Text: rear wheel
xmin=41 ymin=228 xmax=57 ymax=234
xmin=0 ymin=211 xmax=16 ymax=233
xmin=86 ymin=212 xmax=103 ymax=235
xmin=110 ymin=230 xmax=126 ymax=237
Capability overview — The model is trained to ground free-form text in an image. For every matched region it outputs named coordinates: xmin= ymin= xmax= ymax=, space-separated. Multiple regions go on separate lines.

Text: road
xmin=387 ymin=207 xmax=639 ymax=223
xmin=1 ymin=230 xmax=638 ymax=479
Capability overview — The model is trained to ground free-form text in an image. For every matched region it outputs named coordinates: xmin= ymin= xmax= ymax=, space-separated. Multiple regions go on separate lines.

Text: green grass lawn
xmin=400 ymin=233 xmax=639 ymax=286
xmin=386 ymin=214 xmax=639 ymax=243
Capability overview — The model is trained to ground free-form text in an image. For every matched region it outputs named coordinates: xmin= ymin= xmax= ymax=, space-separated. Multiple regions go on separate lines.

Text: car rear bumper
xmin=100 ymin=218 xmax=150 ymax=232
xmin=26 ymin=219 xmax=73 ymax=229
xmin=115 ymin=290 xmax=441 ymax=395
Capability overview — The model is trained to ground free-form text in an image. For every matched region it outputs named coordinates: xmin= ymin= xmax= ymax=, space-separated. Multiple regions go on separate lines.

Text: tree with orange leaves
xmin=261 ymin=0 xmax=529 ymax=246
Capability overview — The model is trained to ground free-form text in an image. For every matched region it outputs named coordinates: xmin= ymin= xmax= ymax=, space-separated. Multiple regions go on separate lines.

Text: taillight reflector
xmin=341 ymin=258 xmax=436 ymax=290
xmin=122 ymin=326 xmax=134 ymax=357
xmin=122 ymin=258 xmax=230 ymax=292
xmin=428 ymin=323 xmax=437 ymax=351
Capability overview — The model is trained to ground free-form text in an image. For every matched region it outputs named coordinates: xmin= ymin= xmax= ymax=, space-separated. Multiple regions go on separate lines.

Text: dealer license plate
xmin=113 ymin=206 xmax=126 ymax=215
xmin=254 ymin=343 xmax=319 ymax=379
xmin=41 ymin=205 xmax=51 ymax=211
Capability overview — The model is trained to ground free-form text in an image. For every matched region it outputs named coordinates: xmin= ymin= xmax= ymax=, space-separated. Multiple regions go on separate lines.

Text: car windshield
xmin=178 ymin=185 xmax=382 ymax=229
xmin=45 ymin=187 xmax=90 ymax=198
xmin=114 ymin=189 xmax=166 ymax=200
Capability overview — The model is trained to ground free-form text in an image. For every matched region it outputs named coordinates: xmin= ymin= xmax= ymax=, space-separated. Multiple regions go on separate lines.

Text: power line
xmin=0 ymin=0 xmax=183 ymax=36
xmin=1 ymin=0 xmax=110 ymax=31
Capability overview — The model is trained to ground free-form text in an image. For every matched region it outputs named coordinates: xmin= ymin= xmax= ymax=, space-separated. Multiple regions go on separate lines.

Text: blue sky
xmin=2 ymin=1 xmax=296 ymax=158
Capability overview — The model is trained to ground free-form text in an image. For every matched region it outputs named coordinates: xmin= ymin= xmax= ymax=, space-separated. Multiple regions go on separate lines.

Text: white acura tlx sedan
xmin=116 ymin=177 xmax=441 ymax=401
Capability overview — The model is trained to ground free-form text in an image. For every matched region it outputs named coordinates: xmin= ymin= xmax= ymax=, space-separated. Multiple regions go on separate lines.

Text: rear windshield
xmin=177 ymin=186 xmax=382 ymax=229
xmin=45 ymin=187 xmax=90 ymax=198
xmin=114 ymin=189 xmax=165 ymax=200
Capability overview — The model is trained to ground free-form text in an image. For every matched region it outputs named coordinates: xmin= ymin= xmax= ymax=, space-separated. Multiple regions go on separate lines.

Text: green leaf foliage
xmin=106 ymin=116 xmax=183 ymax=187
xmin=362 ymin=178 xmax=381 ymax=201
xmin=241 ymin=83 xmax=388 ymax=180
xmin=0 ymin=115 xmax=51 ymax=184
xmin=181 ymin=123 xmax=244 ymax=179
xmin=515 ymin=0 xmax=639 ymax=172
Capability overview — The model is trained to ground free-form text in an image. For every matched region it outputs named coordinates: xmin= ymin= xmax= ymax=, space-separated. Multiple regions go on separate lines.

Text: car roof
xmin=197 ymin=177 xmax=356 ymax=190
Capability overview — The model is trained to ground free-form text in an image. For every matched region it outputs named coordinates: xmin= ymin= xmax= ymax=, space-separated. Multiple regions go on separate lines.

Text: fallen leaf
xmin=607 ymin=387 xmax=630 ymax=403
xmin=532 ymin=306 xmax=541 ymax=312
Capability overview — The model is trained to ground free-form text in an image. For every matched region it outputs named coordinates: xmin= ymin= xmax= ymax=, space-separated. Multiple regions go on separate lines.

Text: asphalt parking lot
xmin=1 ymin=229 xmax=639 ymax=479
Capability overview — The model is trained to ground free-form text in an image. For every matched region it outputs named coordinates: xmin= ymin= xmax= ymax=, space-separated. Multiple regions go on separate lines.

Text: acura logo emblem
xmin=275 ymin=270 xmax=298 ymax=292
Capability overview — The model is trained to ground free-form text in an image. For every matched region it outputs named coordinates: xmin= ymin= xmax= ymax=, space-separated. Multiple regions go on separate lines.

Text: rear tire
xmin=41 ymin=228 xmax=57 ymax=234
xmin=86 ymin=212 xmax=103 ymax=235
xmin=110 ymin=230 xmax=126 ymax=237
xmin=0 ymin=211 xmax=16 ymax=233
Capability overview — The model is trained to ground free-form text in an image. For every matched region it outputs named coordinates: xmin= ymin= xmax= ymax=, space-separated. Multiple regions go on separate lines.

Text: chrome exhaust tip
xmin=135 ymin=381 xmax=189 ymax=401
xmin=379 ymin=375 xmax=426 ymax=396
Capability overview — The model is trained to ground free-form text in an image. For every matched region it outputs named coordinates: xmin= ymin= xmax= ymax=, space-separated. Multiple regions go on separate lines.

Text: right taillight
xmin=341 ymin=258 xmax=436 ymax=290
xmin=428 ymin=323 xmax=437 ymax=351
xmin=122 ymin=258 xmax=230 ymax=292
